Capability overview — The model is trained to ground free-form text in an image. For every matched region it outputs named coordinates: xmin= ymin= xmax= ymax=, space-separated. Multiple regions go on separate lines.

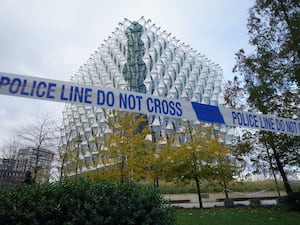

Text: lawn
xmin=175 ymin=207 xmax=300 ymax=225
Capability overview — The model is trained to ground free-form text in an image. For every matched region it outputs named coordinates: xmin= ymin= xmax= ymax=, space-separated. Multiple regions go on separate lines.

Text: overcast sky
xmin=0 ymin=0 xmax=254 ymax=146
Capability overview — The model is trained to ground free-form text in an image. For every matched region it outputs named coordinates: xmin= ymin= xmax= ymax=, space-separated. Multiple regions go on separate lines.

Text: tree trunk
xmin=262 ymin=133 xmax=281 ymax=197
xmin=153 ymin=176 xmax=159 ymax=188
xmin=120 ymin=152 xmax=125 ymax=182
xmin=267 ymin=133 xmax=293 ymax=194
xmin=194 ymin=177 xmax=203 ymax=208
xmin=265 ymin=146 xmax=281 ymax=197
xmin=34 ymin=145 xmax=41 ymax=180
xmin=60 ymin=158 xmax=65 ymax=180
xmin=224 ymin=182 xmax=229 ymax=199
xmin=273 ymin=150 xmax=293 ymax=194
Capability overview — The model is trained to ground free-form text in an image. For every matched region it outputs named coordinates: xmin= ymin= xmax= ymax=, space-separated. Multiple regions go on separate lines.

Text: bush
xmin=281 ymin=191 xmax=300 ymax=211
xmin=0 ymin=179 xmax=174 ymax=225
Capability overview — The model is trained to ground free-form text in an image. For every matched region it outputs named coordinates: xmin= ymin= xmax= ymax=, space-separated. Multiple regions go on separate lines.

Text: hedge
xmin=281 ymin=191 xmax=300 ymax=212
xmin=0 ymin=179 xmax=174 ymax=225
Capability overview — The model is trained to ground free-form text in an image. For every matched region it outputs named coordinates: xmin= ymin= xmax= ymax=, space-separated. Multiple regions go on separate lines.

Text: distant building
xmin=0 ymin=158 xmax=27 ymax=188
xmin=60 ymin=17 xmax=233 ymax=176
xmin=17 ymin=147 xmax=54 ymax=183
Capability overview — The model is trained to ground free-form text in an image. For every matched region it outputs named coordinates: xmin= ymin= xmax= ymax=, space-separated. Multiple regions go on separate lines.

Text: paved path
xmin=163 ymin=193 xmax=279 ymax=208
xmin=169 ymin=200 xmax=278 ymax=208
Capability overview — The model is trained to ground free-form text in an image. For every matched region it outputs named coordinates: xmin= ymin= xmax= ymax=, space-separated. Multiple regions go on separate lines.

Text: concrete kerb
xmin=163 ymin=192 xmax=280 ymax=208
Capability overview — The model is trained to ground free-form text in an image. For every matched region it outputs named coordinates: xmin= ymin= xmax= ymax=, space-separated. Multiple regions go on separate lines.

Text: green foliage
xmin=0 ymin=179 xmax=174 ymax=225
xmin=228 ymin=0 xmax=300 ymax=194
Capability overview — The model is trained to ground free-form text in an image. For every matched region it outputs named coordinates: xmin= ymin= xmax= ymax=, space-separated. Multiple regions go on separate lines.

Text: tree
xmin=231 ymin=0 xmax=300 ymax=194
xmin=99 ymin=111 xmax=153 ymax=182
xmin=230 ymin=131 xmax=283 ymax=196
xmin=211 ymin=132 xmax=237 ymax=199
xmin=57 ymin=130 xmax=73 ymax=179
xmin=152 ymin=129 xmax=180 ymax=188
xmin=162 ymin=122 xmax=233 ymax=208
xmin=0 ymin=136 xmax=21 ymax=159
xmin=59 ymin=134 xmax=84 ymax=178
xmin=58 ymin=112 xmax=108 ymax=180
xmin=224 ymin=76 xmax=247 ymax=110
xmin=16 ymin=113 xmax=59 ymax=182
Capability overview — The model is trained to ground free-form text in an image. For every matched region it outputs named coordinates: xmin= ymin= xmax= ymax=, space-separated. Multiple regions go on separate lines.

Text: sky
xmin=0 ymin=0 xmax=255 ymax=147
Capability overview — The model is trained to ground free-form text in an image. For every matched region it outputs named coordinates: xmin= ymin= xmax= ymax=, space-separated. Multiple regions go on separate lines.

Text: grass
xmin=158 ymin=179 xmax=300 ymax=194
xmin=175 ymin=207 xmax=300 ymax=225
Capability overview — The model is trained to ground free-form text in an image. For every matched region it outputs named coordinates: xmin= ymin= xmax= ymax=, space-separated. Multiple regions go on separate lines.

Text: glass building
xmin=60 ymin=17 xmax=232 ymax=175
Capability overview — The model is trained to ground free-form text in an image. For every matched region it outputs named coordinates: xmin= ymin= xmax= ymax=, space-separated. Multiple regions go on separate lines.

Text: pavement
xmin=163 ymin=193 xmax=279 ymax=208
xmin=168 ymin=200 xmax=278 ymax=208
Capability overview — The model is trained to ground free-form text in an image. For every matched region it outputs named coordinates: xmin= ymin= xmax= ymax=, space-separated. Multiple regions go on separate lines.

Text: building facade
xmin=60 ymin=17 xmax=233 ymax=175
xmin=0 ymin=147 xmax=54 ymax=186
xmin=17 ymin=147 xmax=54 ymax=182
xmin=0 ymin=158 xmax=27 ymax=187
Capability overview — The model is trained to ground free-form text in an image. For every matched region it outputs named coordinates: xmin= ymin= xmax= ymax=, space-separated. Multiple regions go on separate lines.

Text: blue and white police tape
xmin=1 ymin=72 xmax=300 ymax=136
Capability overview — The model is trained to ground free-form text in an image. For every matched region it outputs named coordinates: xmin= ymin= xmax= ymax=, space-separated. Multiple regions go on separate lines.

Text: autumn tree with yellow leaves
xmin=95 ymin=111 xmax=153 ymax=182
xmin=161 ymin=122 xmax=235 ymax=208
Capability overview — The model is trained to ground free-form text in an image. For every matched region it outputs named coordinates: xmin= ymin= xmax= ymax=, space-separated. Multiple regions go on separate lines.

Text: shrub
xmin=0 ymin=179 xmax=174 ymax=225
xmin=281 ymin=191 xmax=300 ymax=211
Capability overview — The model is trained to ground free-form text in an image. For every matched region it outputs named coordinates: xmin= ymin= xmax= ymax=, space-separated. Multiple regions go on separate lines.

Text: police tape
xmin=1 ymin=72 xmax=300 ymax=136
